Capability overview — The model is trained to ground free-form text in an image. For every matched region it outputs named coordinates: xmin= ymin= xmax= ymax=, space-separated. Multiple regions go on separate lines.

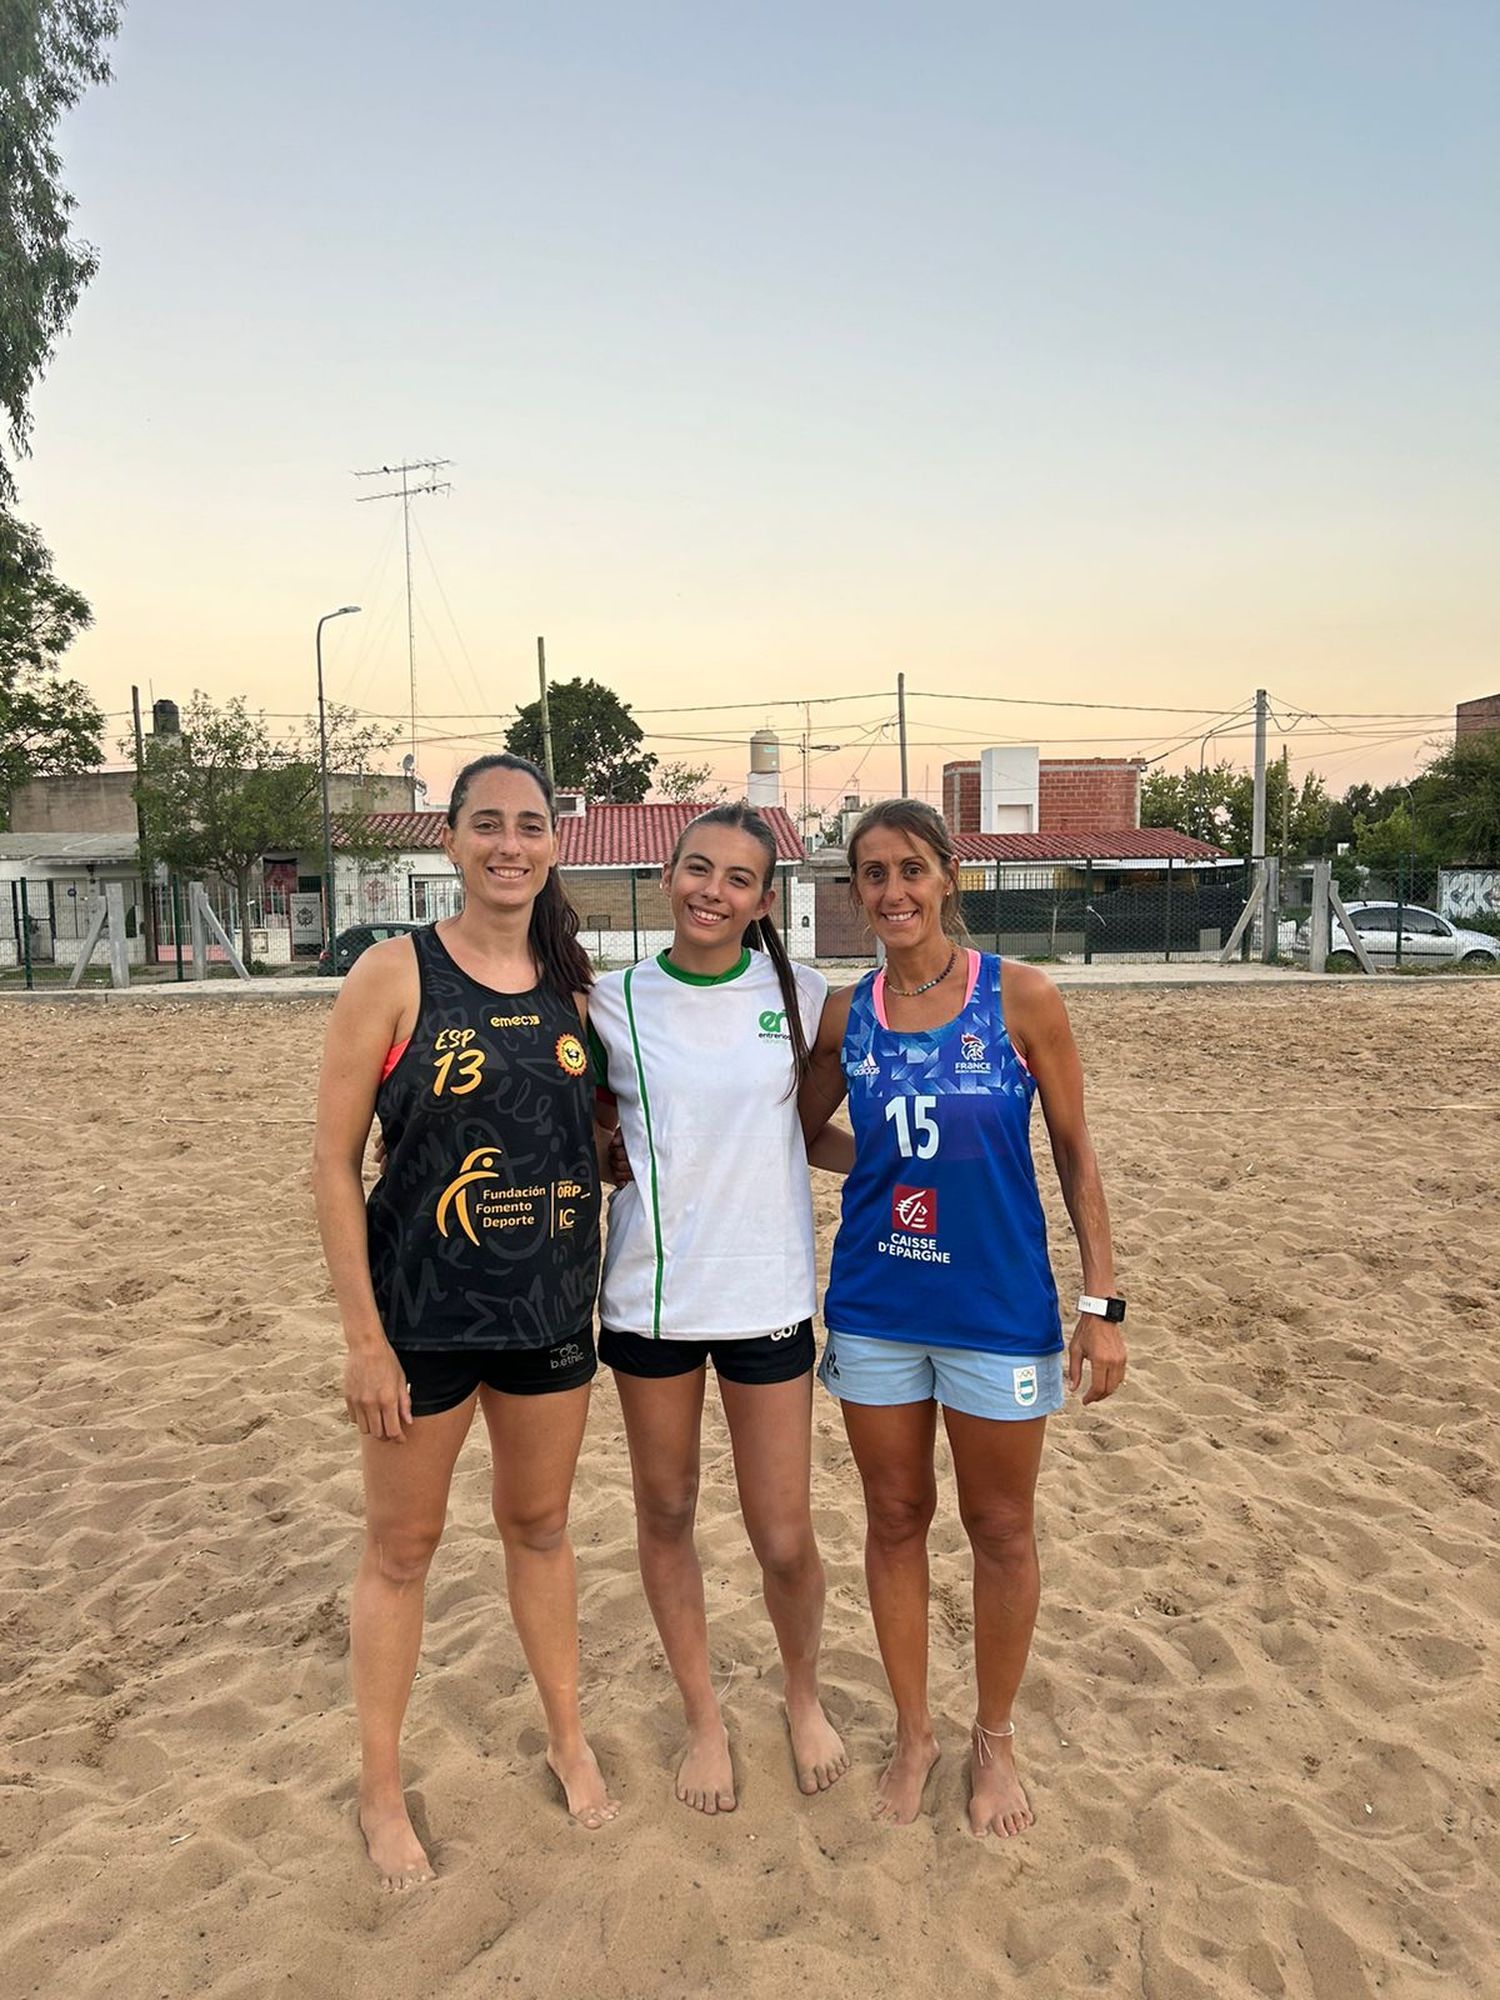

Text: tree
xmin=1141 ymin=761 xmax=1242 ymax=848
xmin=2 ymin=2 xmax=122 ymax=500
xmin=0 ymin=507 xmax=102 ymax=823
xmin=1143 ymin=758 xmax=1333 ymax=860
xmin=1417 ymin=733 xmax=1500 ymax=863
xmin=134 ymin=692 xmax=397 ymax=964
xmin=505 ymin=677 xmax=657 ymax=802
xmin=653 ymin=759 xmax=726 ymax=804
xmin=1353 ymin=803 xmax=1438 ymax=876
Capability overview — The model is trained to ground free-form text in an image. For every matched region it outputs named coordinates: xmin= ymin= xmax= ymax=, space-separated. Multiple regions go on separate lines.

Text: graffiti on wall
xmin=1439 ymin=869 xmax=1500 ymax=920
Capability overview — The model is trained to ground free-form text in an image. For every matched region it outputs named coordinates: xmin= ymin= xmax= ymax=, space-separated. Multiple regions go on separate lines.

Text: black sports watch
xmin=1077 ymin=1294 xmax=1127 ymax=1323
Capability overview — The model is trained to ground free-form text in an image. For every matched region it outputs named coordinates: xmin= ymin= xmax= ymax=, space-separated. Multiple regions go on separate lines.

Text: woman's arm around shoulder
xmin=798 ymin=984 xmax=854 ymax=1161
xmin=312 ymin=938 xmax=420 ymax=1441
xmin=1002 ymin=961 xmax=1127 ymax=1407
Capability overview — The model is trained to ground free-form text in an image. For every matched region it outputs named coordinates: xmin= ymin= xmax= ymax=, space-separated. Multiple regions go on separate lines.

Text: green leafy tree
xmin=1353 ymin=803 xmax=1439 ymax=875
xmin=1140 ymin=761 xmax=1241 ymax=846
xmin=505 ymin=677 xmax=657 ymax=802
xmin=1144 ymin=759 xmax=1333 ymax=860
xmin=134 ymin=692 xmax=398 ymax=963
xmin=0 ymin=507 xmax=102 ymax=823
xmin=1416 ymin=733 xmax=1500 ymax=863
xmin=653 ymin=759 xmax=726 ymax=804
xmin=1327 ymin=780 xmax=1413 ymax=851
xmin=2 ymin=2 xmax=122 ymax=499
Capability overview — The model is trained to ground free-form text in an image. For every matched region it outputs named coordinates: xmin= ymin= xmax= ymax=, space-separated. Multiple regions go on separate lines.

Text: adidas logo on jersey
xmin=849 ymin=1051 xmax=880 ymax=1078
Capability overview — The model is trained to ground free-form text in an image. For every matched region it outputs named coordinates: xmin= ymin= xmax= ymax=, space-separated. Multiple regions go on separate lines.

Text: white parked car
xmin=1295 ymin=901 xmax=1500 ymax=969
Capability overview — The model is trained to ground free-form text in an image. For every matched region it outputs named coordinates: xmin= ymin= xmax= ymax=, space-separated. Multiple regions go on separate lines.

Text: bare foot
xmin=873 ymin=1731 xmax=939 ymax=1825
xmin=785 ymin=1694 xmax=849 ymax=1795
xmin=675 ymin=1718 xmax=736 ymax=1815
xmin=546 ymin=1737 xmax=619 ymax=1831
xmin=358 ymin=1795 xmax=435 ymax=1891
xmin=968 ymin=1722 xmax=1034 ymax=1838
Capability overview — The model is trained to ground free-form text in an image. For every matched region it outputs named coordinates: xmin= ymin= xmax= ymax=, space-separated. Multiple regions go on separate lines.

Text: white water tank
xmin=747 ymin=728 xmax=781 ymax=808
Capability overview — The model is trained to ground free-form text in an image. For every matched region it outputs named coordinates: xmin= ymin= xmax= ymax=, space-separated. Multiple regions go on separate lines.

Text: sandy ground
xmin=1 ymin=983 xmax=1496 ymax=2000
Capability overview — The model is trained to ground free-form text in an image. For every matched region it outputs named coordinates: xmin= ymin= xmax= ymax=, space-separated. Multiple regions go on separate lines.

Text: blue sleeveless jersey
xmin=823 ymin=952 xmax=1062 ymax=1356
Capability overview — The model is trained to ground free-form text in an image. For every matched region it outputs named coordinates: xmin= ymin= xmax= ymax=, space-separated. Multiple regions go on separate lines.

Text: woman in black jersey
xmin=314 ymin=753 xmax=614 ymax=1889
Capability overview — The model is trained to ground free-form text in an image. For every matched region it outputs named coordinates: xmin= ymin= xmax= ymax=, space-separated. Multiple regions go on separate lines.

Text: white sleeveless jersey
xmin=588 ymin=950 xmax=827 ymax=1338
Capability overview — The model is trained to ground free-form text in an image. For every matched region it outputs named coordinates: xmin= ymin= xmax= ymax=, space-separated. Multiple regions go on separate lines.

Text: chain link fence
xmin=957 ymin=861 xmax=1255 ymax=963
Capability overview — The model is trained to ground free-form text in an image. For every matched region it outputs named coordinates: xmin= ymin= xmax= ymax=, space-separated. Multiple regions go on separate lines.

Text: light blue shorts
xmin=819 ymin=1331 xmax=1065 ymax=1422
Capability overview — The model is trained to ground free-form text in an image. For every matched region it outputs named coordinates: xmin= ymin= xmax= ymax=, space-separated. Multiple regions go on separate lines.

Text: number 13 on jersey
xmin=885 ymin=1094 xmax=939 ymax=1158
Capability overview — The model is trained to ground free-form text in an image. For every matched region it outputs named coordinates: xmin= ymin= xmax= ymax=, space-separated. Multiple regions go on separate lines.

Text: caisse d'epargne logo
xmin=891 ymin=1185 xmax=937 ymax=1235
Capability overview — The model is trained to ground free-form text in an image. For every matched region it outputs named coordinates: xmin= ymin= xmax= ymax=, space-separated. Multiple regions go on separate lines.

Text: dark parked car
xmin=317 ymin=920 xmax=427 ymax=976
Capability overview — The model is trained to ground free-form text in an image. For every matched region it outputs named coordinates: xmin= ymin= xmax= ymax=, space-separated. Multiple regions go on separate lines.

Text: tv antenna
xmin=354 ymin=457 xmax=453 ymax=775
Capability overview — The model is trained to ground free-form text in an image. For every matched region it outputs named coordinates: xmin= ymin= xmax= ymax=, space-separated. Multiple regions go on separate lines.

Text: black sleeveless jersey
xmin=365 ymin=927 xmax=600 ymax=1350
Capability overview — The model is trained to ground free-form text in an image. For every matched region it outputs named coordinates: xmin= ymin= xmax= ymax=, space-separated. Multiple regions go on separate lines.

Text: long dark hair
xmin=447 ymin=753 xmax=593 ymax=997
xmin=846 ymin=797 xmax=969 ymax=941
xmin=667 ymin=802 xmax=811 ymax=1091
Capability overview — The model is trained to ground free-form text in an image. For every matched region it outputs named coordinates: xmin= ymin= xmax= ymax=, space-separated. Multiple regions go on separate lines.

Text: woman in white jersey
xmin=588 ymin=804 xmax=850 ymax=1813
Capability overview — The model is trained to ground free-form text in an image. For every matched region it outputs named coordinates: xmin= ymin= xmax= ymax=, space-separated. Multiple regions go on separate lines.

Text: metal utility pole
xmin=317 ymin=605 xmax=362 ymax=959
xmin=897 ymin=673 xmax=909 ymax=796
xmin=537 ymin=637 xmax=555 ymax=785
xmin=354 ymin=458 xmax=453 ymax=776
xmin=130 ymin=685 xmax=158 ymax=967
xmin=798 ymin=699 xmax=841 ymax=840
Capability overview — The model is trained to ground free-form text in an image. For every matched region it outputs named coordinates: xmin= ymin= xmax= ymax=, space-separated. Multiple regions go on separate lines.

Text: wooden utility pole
xmin=1280 ymin=744 xmax=1291 ymax=863
xmin=897 ymin=673 xmax=909 ymax=796
xmin=537 ymin=637 xmax=555 ymax=785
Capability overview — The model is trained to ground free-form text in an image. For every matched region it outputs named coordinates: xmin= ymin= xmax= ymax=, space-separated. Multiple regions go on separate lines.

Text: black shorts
xmin=599 ymin=1319 xmax=814 ymax=1386
xmin=392 ymin=1332 xmax=597 ymax=1417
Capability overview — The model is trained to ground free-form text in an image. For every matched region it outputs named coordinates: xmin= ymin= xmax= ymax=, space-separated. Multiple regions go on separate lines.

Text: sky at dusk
xmin=23 ymin=1 xmax=1500 ymax=809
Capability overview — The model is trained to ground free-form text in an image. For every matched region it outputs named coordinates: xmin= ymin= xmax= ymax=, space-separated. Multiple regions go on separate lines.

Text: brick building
xmin=1456 ymin=693 xmax=1500 ymax=739
xmin=942 ymin=755 xmax=1143 ymax=835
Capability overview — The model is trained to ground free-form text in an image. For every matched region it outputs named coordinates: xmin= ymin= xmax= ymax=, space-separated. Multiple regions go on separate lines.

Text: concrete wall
xmin=980 ymin=748 xmax=1039 ymax=834
xmin=10 ymin=769 xmax=416 ymax=835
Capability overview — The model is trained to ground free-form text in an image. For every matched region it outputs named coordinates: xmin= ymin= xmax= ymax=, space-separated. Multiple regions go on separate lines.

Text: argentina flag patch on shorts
xmin=1012 ymin=1364 xmax=1038 ymax=1408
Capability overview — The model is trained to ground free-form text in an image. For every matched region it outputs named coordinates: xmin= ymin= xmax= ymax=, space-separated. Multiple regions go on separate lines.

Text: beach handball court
xmin=1 ymin=981 xmax=1496 ymax=2000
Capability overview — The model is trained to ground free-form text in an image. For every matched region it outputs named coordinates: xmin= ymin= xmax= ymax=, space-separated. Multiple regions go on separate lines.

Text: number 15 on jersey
xmin=885 ymin=1094 xmax=939 ymax=1159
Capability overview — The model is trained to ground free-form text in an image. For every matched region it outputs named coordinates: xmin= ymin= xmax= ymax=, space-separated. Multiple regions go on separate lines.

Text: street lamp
xmin=317 ymin=604 xmax=361 ymax=960
xmin=799 ymin=739 xmax=842 ymax=837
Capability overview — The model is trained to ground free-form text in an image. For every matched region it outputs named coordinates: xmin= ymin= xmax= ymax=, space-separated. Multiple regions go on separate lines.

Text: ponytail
xmin=745 ymin=911 xmax=811 ymax=1099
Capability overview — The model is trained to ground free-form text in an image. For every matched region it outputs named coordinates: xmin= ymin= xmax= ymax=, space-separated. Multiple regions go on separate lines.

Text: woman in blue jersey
xmin=800 ymin=798 xmax=1126 ymax=1838
xmin=313 ymin=753 xmax=616 ymax=1889
xmin=590 ymin=804 xmax=850 ymax=1815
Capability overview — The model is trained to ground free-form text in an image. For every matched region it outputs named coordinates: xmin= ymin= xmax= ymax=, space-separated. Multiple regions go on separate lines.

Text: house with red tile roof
xmin=331 ymin=801 xmax=813 ymax=961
